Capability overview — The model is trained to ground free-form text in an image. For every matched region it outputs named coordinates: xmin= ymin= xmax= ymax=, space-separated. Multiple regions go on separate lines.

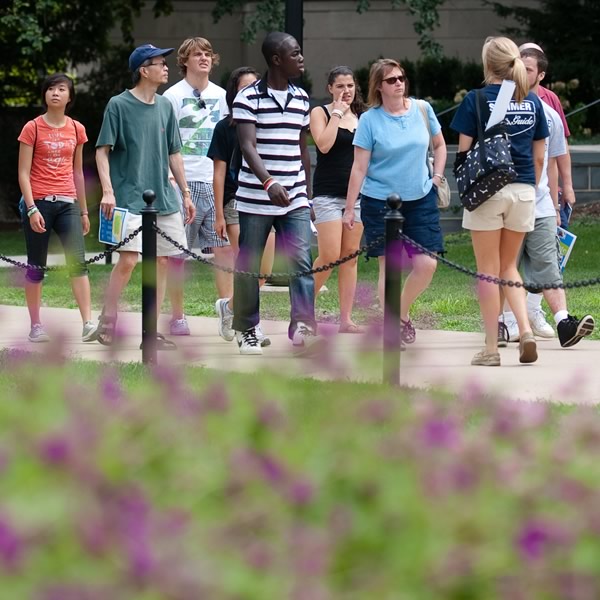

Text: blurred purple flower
xmin=38 ymin=434 xmax=71 ymax=466
xmin=0 ymin=515 xmax=23 ymax=570
xmin=516 ymin=519 xmax=569 ymax=561
xmin=100 ymin=371 xmax=122 ymax=408
xmin=421 ymin=417 xmax=460 ymax=449
xmin=200 ymin=383 xmax=229 ymax=413
xmin=244 ymin=541 xmax=272 ymax=570
xmin=256 ymin=400 xmax=285 ymax=429
xmin=288 ymin=476 xmax=315 ymax=506
xmin=359 ymin=398 xmax=393 ymax=423
xmin=257 ymin=453 xmax=287 ymax=484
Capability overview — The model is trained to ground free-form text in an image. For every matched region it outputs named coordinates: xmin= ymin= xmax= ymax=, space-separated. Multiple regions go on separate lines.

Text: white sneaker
xmin=529 ymin=308 xmax=556 ymax=339
xmin=236 ymin=328 xmax=263 ymax=355
xmin=215 ymin=298 xmax=234 ymax=342
xmin=503 ymin=315 xmax=520 ymax=342
xmin=292 ymin=322 xmax=324 ymax=356
xmin=82 ymin=321 xmax=98 ymax=342
xmin=28 ymin=323 xmax=50 ymax=343
xmin=255 ymin=323 xmax=271 ymax=347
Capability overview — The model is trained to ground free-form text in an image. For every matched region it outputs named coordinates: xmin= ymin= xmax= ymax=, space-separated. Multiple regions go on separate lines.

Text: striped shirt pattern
xmin=232 ymin=78 xmax=310 ymax=215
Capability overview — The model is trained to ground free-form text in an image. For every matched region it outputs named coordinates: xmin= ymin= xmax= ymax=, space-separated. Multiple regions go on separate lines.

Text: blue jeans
xmin=233 ymin=207 xmax=316 ymax=339
xmin=20 ymin=198 xmax=88 ymax=283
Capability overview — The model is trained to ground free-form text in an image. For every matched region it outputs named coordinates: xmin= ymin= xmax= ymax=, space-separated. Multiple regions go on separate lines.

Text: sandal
xmin=97 ymin=312 xmax=117 ymax=346
xmin=400 ymin=318 xmax=416 ymax=344
xmin=338 ymin=323 xmax=364 ymax=334
xmin=139 ymin=333 xmax=177 ymax=351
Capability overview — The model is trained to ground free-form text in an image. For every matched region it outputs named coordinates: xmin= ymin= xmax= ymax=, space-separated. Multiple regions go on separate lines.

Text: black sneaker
xmin=557 ymin=314 xmax=595 ymax=348
xmin=497 ymin=321 xmax=509 ymax=348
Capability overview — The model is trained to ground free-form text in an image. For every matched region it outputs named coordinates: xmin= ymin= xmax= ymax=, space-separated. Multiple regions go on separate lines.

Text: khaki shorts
xmin=117 ymin=212 xmax=188 ymax=256
xmin=224 ymin=201 xmax=239 ymax=226
xmin=462 ymin=183 xmax=535 ymax=233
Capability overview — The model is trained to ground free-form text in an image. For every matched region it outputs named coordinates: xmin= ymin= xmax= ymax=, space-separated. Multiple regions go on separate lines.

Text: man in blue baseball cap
xmin=94 ymin=42 xmax=195 ymax=348
xmin=128 ymin=43 xmax=174 ymax=72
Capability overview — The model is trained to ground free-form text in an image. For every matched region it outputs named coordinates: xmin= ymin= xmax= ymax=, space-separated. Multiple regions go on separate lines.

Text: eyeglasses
xmin=382 ymin=75 xmax=406 ymax=85
xmin=193 ymin=88 xmax=206 ymax=109
xmin=146 ymin=60 xmax=168 ymax=68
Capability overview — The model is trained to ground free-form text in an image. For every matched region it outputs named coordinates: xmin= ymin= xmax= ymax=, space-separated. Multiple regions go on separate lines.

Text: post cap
xmin=386 ymin=193 xmax=402 ymax=211
xmin=142 ymin=190 xmax=156 ymax=206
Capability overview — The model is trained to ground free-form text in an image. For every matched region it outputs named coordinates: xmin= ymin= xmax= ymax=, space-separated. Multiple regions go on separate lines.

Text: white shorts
xmin=117 ymin=212 xmax=188 ymax=256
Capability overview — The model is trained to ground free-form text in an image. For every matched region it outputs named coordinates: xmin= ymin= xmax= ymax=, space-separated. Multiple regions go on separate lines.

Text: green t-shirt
xmin=96 ymin=90 xmax=182 ymax=215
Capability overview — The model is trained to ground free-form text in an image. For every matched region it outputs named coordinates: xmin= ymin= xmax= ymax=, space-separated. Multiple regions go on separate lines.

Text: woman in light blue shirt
xmin=343 ymin=58 xmax=447 ymax=347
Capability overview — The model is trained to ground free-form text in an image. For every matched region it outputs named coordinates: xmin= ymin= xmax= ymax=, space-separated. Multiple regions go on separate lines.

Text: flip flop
xmin=139 ymin=332 xmax=177 ymax=351
xmin=338 ymin=323 xmax=364 ymax=334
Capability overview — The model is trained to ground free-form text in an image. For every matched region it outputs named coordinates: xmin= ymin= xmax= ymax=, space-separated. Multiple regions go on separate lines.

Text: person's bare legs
xmin=471 ymin=230 xmax=502 ymax=354
xmin=103 ymin=251 xmax=139 ymax=317
xmin=543 ymin=288 xmax=568 ymax=314
xmin=70 ymin=275 xmax=93 ymax=322
xmin=338 ymin=223 xmax=364 ymax=328
xmin=400 ymin=253 xmax=437 ymax=322
xmin=499 ymin=228 xmax=531 ymax=335
xmin=167 ymin=257 xmax=185 ymax=321
xmin=313 ymin=220 xmax=344 ymax=297
xmin=156 ymin=256 xmax=169 ymax=313
xmin=213 ymin=245 xmax=235 ymax=299
xmin=25 ymin=280 xmax=43 ymax=326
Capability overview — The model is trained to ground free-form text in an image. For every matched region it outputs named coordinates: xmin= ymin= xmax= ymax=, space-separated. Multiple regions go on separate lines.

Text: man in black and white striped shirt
xmin=232 ymin=32 xmax=321 ymax=355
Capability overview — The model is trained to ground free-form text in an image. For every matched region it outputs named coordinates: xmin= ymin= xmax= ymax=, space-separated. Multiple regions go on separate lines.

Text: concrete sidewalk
xmin=0 ymin=304 xmax=598 ymax=404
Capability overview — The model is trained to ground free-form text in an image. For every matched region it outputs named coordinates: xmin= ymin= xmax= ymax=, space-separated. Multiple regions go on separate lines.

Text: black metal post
xmin=383 ymin=194 xmax=404 ymax=386
xmin=141 ymin=190 xmax=158 ymax=365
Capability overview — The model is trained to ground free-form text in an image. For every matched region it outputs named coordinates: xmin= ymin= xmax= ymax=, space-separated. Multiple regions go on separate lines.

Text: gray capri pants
xmin=520 ymin=216 xmax=562 ymax=292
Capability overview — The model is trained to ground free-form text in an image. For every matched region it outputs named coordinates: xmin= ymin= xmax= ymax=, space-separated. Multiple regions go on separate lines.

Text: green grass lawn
xmin=1 ymin=217 xmax=600 ymax=338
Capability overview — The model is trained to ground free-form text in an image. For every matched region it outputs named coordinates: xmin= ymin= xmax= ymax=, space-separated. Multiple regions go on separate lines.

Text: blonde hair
xmin=176 ymin=37 xmax=220 ymax=76
xmin=482 ymin=36 xmax=528 ymax=103
xmin=367 ymin=58 xmax=409 ymax=108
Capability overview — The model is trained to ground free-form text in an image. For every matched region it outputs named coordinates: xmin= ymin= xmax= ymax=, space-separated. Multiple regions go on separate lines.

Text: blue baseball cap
xmin=129 ymin=43 xmax=174 ymax=72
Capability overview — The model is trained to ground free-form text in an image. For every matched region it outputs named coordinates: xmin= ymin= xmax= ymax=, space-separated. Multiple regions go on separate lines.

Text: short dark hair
xmin=41 ymin=73 xmax=75 ymax=112
xmin=520 ymin=48 xmax=549 ymax=74
xmin=261 ymin=32 xmax=293 ymax=66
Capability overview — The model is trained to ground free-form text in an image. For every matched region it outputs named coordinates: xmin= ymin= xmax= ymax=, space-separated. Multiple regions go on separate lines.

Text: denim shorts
xmin=361 ymin=185 xmax=444 ymax=258
xmin=312 ymin=195 xmax=361 ymax=225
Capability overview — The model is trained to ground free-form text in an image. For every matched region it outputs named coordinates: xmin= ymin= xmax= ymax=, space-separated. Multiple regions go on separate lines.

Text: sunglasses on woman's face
xmin=382 ymin=75 xmax=406 ymax=85
xmin=192 ymin=88 xmax=206 ymax=109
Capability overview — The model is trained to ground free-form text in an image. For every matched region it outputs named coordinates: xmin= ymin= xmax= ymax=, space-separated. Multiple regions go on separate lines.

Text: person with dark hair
xmin=311 ymin=66 xmax=366 ymax=333
xmin=519 ymin=42 xmax=576 ymax=227
xmin=95 ymin=43 xmax=195 ymax=347
xmin=497 ymin=46 xmax=594 ymax=348
xmin=163 ymin=37 xmax=230 ymax=336
xmin=343 ymin=58 xmax=447 ymax=348
xmin=232 ymin=32 xmax=321 ymax=355
xmin=17 ymin=73 xmax=97 ymax=343
xmin=207 ymin=66 xmax=275 ymax=346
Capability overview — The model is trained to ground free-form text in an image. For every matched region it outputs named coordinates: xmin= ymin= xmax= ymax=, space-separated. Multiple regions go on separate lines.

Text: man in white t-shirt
xmin=163 ymin=37 xmax=230 ymax=335
xmin=499 ymin=50 xmax=594 ymax=348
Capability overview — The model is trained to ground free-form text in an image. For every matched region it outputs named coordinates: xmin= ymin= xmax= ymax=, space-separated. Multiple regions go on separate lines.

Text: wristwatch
xmin=433 ymin=173 xmax=446 ymax=182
